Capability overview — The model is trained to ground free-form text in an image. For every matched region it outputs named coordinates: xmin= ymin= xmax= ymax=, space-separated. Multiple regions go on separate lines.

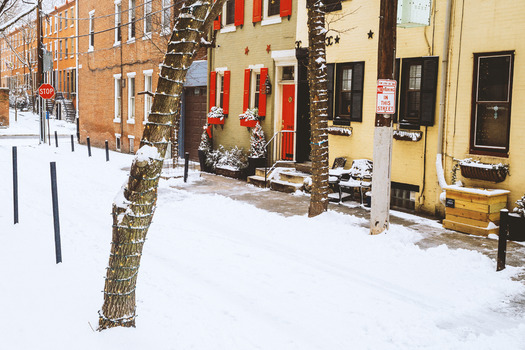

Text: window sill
xmin=261 ymin=17 xmax=282 ymax=26
xmin=88 ymin=47 xmax=94 ymax=53
xmin=143 ymin=120 xmax=148 ymax=125
xmin=393 ymin=129 xmax=423 ymax=142
xmin=142 ymin=33 xmax=152 ymax=40
xmin=160 ymin=29 xmax=170 ymax=36
xmin=127 ymin=119 xmax=135 ymax=124
xmin=220 ymin=25 xmax=236 ymax=34
xmin=113 ymin=118 xmax=121 ymax=123
xmin=127 ymin=38 xmax=136 ymax=44
xmin=113 ymin=41 xmax=121 ymax=47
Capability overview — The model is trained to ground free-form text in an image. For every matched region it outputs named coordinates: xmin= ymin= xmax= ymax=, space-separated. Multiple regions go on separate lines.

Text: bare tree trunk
xmin=98 ymin=0 xmax=225 ymax=330
xmin=307 ymin=0 xmax=329 ymax=217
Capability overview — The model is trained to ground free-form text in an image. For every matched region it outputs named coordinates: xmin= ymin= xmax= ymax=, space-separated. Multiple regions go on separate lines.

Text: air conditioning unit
xmin=397 ymin=0 xmax=432 ymax=28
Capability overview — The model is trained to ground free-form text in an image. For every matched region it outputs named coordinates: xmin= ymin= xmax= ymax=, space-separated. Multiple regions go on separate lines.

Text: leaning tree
xmin=307 ymin=0 xmax=329 ymax=217
xmin=98 ymin=0 xmax=226 ymax=330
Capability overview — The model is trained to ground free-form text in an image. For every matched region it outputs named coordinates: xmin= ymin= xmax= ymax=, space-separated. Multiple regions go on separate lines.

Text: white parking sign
xmin=376 ymin=79 xmax=397 ymax=114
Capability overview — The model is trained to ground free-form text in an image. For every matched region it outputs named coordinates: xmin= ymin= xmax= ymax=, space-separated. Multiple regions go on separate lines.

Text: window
xmin=89 ymin=11 xmax=95 ymax=50
xmin=70 ymin=7 xmax=74 ymax=26
xmin=268 ymin=0 xmax=280 ymax=16
xmin=225 ymin=0 xmax=235 ymax=25
xmin=470 ymin=52 xmax=514 ymax=155
xmin=65 ymin=10 xmax=68 ymax=27
xmin=129 ymin=136 xmax=135 ymax=153
xmin=59 ymin=40 xmax=62 ymax=59
xmin=114 ymin=74 xmax=122 ymax=121
xmin=161 ymin=0 xmax=171 ymax=33
xmin=128 ymin=73 xmax=136 ymax=122
xmin=144 ymin=0 xmax=152 ymax=35
xmin=54 ymin=40 xmax=58 ymax=59
xmin=70 ymin=35 xmax=74 ymax=57
xmin=398 ymin=56 xmax=438 ymax=129
xmin=253 ymin=73 xmax=260 ymax=109
xmin=55 ymin=15 xmax=58 ymax=32
xmin=144 ymin=70 xmax=153 ymax=123
xmin=129 ymin=0 xmax=136 ymax=40
xmin=115 ymin=134 xmax=121 ymax=151
xmin=329 ymin=61 xmax=365 ymax=125
xmin=59 ymin=13 xmax=62 ymax=31
xmin=115 ymin=2 xmax=122 ymax=44
xmin=219 ymin=75 xmax=224 ymax=108
xmin=71 ymin=69 xmax=76 ymax=93
xmin=64 ymin=38 xmax=68 ymax=57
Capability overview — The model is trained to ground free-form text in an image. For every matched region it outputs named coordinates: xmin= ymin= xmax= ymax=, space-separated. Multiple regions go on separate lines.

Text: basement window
xmin=390 ymin=182 xmax=419 ymax=211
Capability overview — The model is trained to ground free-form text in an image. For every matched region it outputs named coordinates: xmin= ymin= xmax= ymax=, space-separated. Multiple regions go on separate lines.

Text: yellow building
xmin=211 ymin=0 xmax=524 ymax=218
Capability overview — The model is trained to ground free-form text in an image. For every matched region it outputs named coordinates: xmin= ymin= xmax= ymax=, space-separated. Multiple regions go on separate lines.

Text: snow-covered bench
xmin=332 ymin=159 xmax=373 ymax=204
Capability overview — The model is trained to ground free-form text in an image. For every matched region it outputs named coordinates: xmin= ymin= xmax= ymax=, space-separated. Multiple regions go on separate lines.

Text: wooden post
xmin=370 ymin=0 xmax=397 ymax=235
xmin=497 ymin=209 xmax=509 ymax=271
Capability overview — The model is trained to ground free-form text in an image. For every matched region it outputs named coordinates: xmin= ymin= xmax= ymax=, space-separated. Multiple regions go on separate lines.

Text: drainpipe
xmin=436 ymin=0 xmax=454 ymax=191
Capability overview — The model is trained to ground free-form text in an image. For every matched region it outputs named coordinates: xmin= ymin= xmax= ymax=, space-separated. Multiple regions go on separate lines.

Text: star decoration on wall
xmin=266 ymin=44 xmax=271 ymax=53
xmin=367 ymin=30 xmax=374 ymax=39
xmin=245 ymin=46 xmax=249 ymax=55
xmin=335 ymin=36 xmax=340 ymax=44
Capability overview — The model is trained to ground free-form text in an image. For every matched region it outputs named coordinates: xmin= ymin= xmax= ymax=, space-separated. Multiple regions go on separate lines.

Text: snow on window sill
xmin=113 ymin=41 xmax=121 ymax=47
xmin=127 ymin=38 xmax=136 ymax=44
xmin=127 ymin=119 xmax=135 ymax=124
xmin=393 ymin=129 xmax=423 ymax=142
xmin=142 ymin=33 xmax=152 ymax=40
xmin=220 ymin=25 xmax=236 ymax=34
xmin=88 ymin=47 xmax=94 ymax=53
xmin=327 ymin=126 xmax=352 ymax=137
xmin=113 ymin=118 xmax=121 ymax=123
xmin=261 ymin=17 xmax=282 ymax=26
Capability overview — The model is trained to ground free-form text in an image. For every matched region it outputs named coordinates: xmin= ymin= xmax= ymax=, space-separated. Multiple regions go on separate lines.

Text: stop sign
xmin=38 ymin=84 xmax=55 ymax=99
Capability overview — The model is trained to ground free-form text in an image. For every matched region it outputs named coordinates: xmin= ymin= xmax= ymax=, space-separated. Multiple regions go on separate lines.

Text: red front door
xmin=281 ymin=84 xmax=295 ymax=160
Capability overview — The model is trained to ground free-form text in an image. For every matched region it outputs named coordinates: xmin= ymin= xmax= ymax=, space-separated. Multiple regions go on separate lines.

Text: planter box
xmin=198 ymin=149 xmax=213 ymax=173
xmin=215 ymin=166 xmax=245 ymax=179
xmin=208 ymin=117 xmax=224 ymax=125
xmin=443 ymin=186 xmax=510 ymax=237
xmin=459 ymin=164 xmax=508 ymax=183
xmin=240 ymin=118 xmax=258 ymax=128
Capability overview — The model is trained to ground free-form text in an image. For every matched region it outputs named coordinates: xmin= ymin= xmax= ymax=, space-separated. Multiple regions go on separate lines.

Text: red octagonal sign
xmin=38 ymin=83 xmax=55 ymax=99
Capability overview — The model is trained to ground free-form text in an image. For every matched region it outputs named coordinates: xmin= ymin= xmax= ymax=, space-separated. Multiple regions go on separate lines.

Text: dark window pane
xmin=255 ymin=74 xmax=260 ymax=109
xmin=478 ymin=56 xmax=510 ymax=102
xmin=268 ymin=0 xmax=280 ymax=16
xmin=474 ymin=103 xmax=509 ymax=149
xmin=226 ymin=0 xmax=235 ymax=25
xmin=339 ymin=92 xmax=351 ymax=115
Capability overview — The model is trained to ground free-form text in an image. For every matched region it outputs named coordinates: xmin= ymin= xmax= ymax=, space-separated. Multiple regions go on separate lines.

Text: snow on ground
xmin=0 ymin=109 xmax=76 ymax=136
xmin=1 ymin=111 xmax=525 ymax=349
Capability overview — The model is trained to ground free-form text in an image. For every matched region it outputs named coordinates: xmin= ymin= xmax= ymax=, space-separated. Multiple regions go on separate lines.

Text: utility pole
xmin=370 ymin=0 xmax=397 ymax=235
xmin=36 ymin=0 xmax=44 ymax=142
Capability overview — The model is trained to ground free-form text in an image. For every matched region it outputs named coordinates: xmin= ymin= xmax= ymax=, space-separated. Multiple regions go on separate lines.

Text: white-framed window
xmin=59 ymin=40 xmax=63 ymax=59
xmin=251 ymin=70 xmax=261 ymax=109
xmin=55 ymin=14 xmax=58 ymax=32
xmin=128 ymin=0 xmax=136 ymax=41
xmin=115 ymin=1 xmax=122 ymax=45
xmin=48 ymin=17 xmax=52 ymax=35
xmin=262 ymin=0 xmax=282 ymax=26
xmin=54 ymin=40 xmax=58 ymax=60
xmin=127 ymin=72 xmax=136 ymax=123
xmin=143 ymin=69 xmax=153 ymax=124
xmin=144 ymin=0 xmax=152 ymax=37
xmin=114 ymin=73 xmax=122 ymax=122
xmin=64 ymin=10 xmax=68 ymax=27
xmin=70 ymin=7 xmax=74 ymax=27
xmin=65 ymin=38 xmax=68 ymax=57
xmin=88 ymin=10 xmax=95 ymax=51
xmin=161 ymin=0 xmax=171 ymax=34
xmin=128 ymin=135 xmax=135 ymax=153
xmin=70 ymin=35 xmax=74 ymax=58
xmin=220 ymin=0 xmax=236 ymax=33
xmin=115 ymin=133 xmax=122 ymax=151
xmin=58 ymin=12 xmax=62 ymax=31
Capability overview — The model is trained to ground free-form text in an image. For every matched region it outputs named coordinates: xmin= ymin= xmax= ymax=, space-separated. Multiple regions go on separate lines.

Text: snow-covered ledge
xmin=327 ymin=126 xmax=352 ymax=137
xmin=393 ymin=129 xmax=423 ymax=142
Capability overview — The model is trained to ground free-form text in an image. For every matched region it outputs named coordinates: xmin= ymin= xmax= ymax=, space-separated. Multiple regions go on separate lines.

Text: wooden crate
xmin=443 ymin=186 xmax=509 ymax=237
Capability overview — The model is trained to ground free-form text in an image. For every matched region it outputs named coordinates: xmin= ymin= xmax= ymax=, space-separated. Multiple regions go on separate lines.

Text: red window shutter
xmin=253 ymin=0 xmax=262 ymax=23
xmin=259 ymin=68 xmax=268 ymax=117
xmin=280 ymin=0 xmax=292 ymax=17
xmin=209 ymin=71 xmax=216 ymax=111
xmin=235 ymin=0 xmax=244 ymax=26
xmin=243 ymin=69 xmax=251 ymax=111
xmin=223 ymin=70 xmax=231 ymax=115
xmin=214 ymin=15 xmax=221 ymax=30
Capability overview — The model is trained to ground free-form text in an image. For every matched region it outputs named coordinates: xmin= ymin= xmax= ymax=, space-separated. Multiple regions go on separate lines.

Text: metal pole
xmin=184 ymin=152 xmax=190 ymax=182
xmin=370 ymin=0 xmax=397 ymax=235
xmin=50 ymin=162 xmax=62 ymax=264
xmin=105 ymin=140 xmax=109 ymax=161
xmin=497 ymin=209 xmax=509 ymax=271
xmin=12 ymin=146 xmax=18 ymax=224
xmin=71 ymin=134 xmax=74 ymax=152
xmin=55 ymin=131 xmax=58 ymax=147
xmin=87 ymin=136 xmax=92 ymax=157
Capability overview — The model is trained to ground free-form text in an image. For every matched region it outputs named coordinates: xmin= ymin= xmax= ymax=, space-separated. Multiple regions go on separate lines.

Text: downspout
xmin=436 ymin=0 xmax=454 ymax=191
xmin=75 ymin=0 xmax=79 ymax=140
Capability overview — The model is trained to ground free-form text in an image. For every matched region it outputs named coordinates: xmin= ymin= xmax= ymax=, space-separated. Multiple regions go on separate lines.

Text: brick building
xmin=78 ymin=0 xmax=207 ymax=157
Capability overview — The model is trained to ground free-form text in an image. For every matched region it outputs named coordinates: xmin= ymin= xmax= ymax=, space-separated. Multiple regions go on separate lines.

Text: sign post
xmin=38 ymin=84 xmax=55 ymax=100
xmin=376 ymin=79 xmax=397 ymax=115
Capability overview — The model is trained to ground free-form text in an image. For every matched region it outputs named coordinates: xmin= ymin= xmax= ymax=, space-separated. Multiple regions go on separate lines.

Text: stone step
xmin=255 ymin=167 xmax=267 ymax=177
xmin=295 ymin=161 xmax=312 ymax=174
xmin=270 ymin=179 xmax=303 ymax=193
xmin=247 ymin=175 xmax=268 ymax=188
xmin=278 ymin=171 xmax=309 ymax=185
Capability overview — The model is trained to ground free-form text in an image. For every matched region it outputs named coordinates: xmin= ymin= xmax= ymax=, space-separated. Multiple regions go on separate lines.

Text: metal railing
xmin=263 ymin=130 xmax=296 ymax=186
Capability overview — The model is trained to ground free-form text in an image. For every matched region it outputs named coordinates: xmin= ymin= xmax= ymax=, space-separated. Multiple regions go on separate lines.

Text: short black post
xmin=71 ymin=135 xmax=75 ymax=152
xmin=497 ymin=209 xmax=509 ymax=271
xmin=50 ymin=162 xmax=62 ymax=264
xmin=105 ymin=140 xmax=109 ymax=162
xmin=55 ymin=131 xmax=58 ymax=147
xmin=184 ymin=152 xmax=190 ymax=183
xmin=12 ymin=146 xmax=18 ymax=224
xmin=87 ymin=136 xmax=92 ymax=157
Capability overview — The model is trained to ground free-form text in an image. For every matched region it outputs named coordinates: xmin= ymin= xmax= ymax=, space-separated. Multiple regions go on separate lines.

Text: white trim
xmin=143 ymin=0 xmax=152 ymax=36
xmin=115 ymin=133 xmax=122 ymax=151
xmin=220 ymin=26 xmax=236 ymax=34
xmin=248 ymin=64 xmax=264 ymax=71
xmin=126 ymin=119 xmax=135 ymax=124
xmin=128 ymin=135 xmax=135 ymax=139
xmin=128 ymin=0 xmax=136 ymax=40
xmin=113 ymin=73 xmax=122 ymax=79
xmin=143 ymin=69 xmax=153 ymax=75
xmin=126 ymin=72 xmax=136 ymax=77
xmin=261 ymin=17 xmax=282 ymax=26
xmin=215 ymin=67 xmax=228 ymax=73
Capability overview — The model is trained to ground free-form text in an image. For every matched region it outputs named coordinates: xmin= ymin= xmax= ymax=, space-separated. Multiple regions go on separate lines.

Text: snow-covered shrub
xmin=249 ymin=122 xmax=266 ymax=158
xmin=239 ymin=108 xmax=259 ymax=121
xmin=513 ymin=195 xmax=525 ymax=217
xmin=198 ymin=123 xmax=212 ymax=153
xmin=208 ymin=106 xmax=224 ymax=121
xmin=206 ymin=145 xmax=248 ymax=171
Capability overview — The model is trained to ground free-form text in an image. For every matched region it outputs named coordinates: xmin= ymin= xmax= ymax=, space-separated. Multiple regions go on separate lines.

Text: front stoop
xmin=247 ymin=175 xmax=268 ymax=188
xmin=247 ymin=165 xmax=311 ymax=194
xmin=270 ymin=179 xmax=304 ymax=193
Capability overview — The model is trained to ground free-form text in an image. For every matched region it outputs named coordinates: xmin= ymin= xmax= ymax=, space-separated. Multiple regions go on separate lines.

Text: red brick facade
xmin=0 ymin=88 xmax=9 ymax=127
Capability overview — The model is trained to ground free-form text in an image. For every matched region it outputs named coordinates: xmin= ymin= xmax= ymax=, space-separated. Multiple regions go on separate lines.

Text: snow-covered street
xmin=1 ymin=112 xmax=525 ymax=349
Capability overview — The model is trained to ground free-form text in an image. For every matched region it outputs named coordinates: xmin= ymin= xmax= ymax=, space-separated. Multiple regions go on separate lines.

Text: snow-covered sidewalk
xmin=1 ymin=113 xmax=525 ymax=349
xmin=0 ymin=108 xmax=75 ymax=137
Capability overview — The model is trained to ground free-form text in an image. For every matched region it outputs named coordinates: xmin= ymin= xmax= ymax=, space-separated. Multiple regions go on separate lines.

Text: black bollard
xmin=105 ymin=140 xmax=109 ymax=162
xmin=55 ymin=131 xmax=58 ymax=147
xmin=87 ymin=137 xmax=92 ymax=157
xmin=12 ymin=146 xmax=18 ymax=224
xmin=50 ymin=162 xmax=62 ymax=264
xmin=184 ymin=152 xmax=190 ymax=183
xmin=71 ymin=135 xmax=75 ymax=152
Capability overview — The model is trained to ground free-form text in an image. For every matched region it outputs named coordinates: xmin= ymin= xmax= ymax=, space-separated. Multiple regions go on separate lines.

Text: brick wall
xmin=0 ymin=88 xmax=9 ymax=127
